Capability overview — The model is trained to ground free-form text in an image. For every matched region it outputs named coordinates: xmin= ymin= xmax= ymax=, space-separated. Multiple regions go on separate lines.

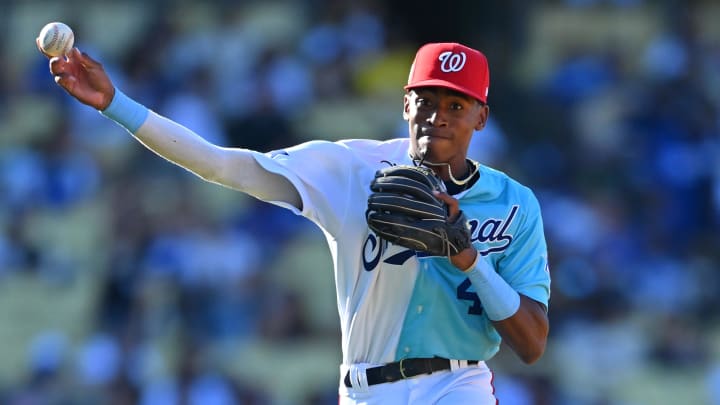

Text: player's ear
xmin=474 ymin=103 xmax=490 ymax=131
xmin=403 ymin=93 xmax=411 ymax=120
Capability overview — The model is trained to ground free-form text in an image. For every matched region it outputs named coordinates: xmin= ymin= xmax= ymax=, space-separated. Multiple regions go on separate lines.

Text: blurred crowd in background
xmin=1 ymin=0 xmax=719 ymax=404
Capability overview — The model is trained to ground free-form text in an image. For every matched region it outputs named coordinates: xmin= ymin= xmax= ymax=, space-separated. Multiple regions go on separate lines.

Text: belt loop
xmin=348 ymin=364 xmax=370 ymax=391
xmin=449 ymin=359 xmax=460 ymax=371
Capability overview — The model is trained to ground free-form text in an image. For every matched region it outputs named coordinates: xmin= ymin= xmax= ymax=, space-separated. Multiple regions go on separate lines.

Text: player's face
xmin=404 ymin=88 xmax=488 ymax=168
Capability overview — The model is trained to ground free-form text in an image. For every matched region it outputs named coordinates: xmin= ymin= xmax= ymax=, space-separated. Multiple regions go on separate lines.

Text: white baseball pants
xmin=338 ymin=361 xmax=497 ymax=405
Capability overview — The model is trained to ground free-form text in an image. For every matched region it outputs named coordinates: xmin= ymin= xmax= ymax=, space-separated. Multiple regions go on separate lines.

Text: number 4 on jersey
xmin=457 ymin=278 xmax=484 ymax=315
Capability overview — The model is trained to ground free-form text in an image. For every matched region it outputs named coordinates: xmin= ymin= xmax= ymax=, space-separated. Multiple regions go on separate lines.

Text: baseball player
xmin=40 ymin=41 xmax=550 ymax=404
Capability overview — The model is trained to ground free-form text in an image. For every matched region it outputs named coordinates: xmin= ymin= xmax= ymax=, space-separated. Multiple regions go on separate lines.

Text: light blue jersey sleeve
xmin=496 ymin=188 xmax=551 ymax=308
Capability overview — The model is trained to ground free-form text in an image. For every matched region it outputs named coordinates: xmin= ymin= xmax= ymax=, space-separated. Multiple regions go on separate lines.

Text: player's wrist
xmin=100 ymin=87 xmax=149 ymax=133
xmin=464 ymin=256 xmax=521 ymax=321
xmin=99 ymin=86 xmax=116 ymax=111
xmin=452 ymin=248 xmax=479 ymax=272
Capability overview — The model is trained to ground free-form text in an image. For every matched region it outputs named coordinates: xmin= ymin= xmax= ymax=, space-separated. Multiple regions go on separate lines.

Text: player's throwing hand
xmin=36 ymin=42 xmax=115 ymax=110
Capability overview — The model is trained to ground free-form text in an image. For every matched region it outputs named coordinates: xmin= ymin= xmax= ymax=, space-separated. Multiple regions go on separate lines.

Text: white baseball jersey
xmin=250 ymin=137 xmax=550 ymax=366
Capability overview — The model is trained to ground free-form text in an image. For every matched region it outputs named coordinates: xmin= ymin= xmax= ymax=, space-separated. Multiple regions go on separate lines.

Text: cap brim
xmin=404 ymin=79 xmax=485 ymax=103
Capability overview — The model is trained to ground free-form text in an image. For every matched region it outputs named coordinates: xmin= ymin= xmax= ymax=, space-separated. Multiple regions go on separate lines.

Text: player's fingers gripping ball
xmin=366 ymin=165 xmax=472 ymax=256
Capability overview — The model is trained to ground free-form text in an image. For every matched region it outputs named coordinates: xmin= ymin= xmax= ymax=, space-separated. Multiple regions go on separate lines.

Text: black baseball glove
xmin=366 ymin=165 xmax=472 ymax=257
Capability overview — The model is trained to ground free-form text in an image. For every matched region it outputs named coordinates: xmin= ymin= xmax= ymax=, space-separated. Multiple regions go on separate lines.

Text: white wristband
xmin=464 ymin=252 xmax=521 ymax=321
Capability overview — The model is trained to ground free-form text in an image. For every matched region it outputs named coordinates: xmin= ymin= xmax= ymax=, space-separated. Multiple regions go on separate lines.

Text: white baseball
xmin=38 ymin=22 xmax=74 ymax=57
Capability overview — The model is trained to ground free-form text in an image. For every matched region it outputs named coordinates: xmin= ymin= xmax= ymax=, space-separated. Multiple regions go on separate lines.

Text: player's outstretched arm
xmin=38 ymin=46 xmax=302 ymax=209
xmin=135 ymin=111 xmax=302 ymax=207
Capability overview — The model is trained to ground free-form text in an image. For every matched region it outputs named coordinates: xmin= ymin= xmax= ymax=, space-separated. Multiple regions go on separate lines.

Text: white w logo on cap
xmin=438 ymin=51 xmax=467 ymax=72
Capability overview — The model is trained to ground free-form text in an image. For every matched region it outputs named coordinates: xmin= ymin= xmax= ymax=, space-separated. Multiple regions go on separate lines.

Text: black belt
xmin=344 ymin=357 xmax=479 ymax=387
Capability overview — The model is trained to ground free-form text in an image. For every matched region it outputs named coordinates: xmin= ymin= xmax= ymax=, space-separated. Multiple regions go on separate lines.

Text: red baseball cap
xmin=405 ymin=42 xmax=490 ymax=103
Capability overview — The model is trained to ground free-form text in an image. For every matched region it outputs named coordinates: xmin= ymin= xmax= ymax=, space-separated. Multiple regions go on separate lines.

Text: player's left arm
xmin=439 ymin=192 xmax=550 ymax=364
xmin=488 ymin=294 xmax=548 ymax=364
xmin=450 ymin=248 xmax=549 ymax=365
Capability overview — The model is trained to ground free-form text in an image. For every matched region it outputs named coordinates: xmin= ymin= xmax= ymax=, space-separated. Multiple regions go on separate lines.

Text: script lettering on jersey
xmin=362 ymin=233 xmax=417 ymax=271
xmin=467 ymin=205 xmax=518 ymax=256
xmin=362 ymin=205 xmax=520 ymax=270
xmin=362 ymin=233 xmax=385 ymax=271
